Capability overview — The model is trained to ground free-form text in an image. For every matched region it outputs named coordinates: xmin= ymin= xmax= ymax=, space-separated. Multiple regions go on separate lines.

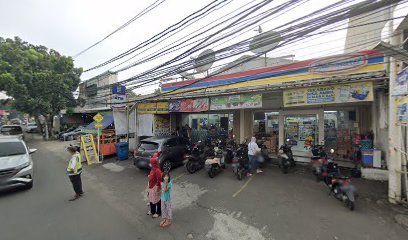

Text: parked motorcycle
xmin=185 ymin=141 xmax=213 ymax=174
xmin=224 ymin=139 xmax=237 ymax=164
xmin=321 ymin=150 xmax=357 ymax=211
xmin=278 ymin=139 xmax=295 ymax=174
xmin=232 ymin=143 xmax=249 ymax=180
xmin=310 ymin=145 xmax=327 ymax=181
xmin=205 ymin=140 xmax=226 ymax=178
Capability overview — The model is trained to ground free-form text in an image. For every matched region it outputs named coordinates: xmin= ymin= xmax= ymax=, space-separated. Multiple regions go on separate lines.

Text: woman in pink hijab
xmin=148 ymin=157 xmax=162 ymax=218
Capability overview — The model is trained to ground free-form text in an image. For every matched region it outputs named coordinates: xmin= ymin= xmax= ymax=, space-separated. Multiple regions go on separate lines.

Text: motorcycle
xmin=278 ymin=139 xmax=295 ymax=174
xmin=310 ymin=145 xmax=327 ymax=181
xmin=224 ymin=139 xmax=237 ymax=164
xmin=205 ymin=140 xmax=226 ymax=178
xmin=185 ymin=141 xmax=213 ymax=174
xmin=321 ymin=150 xmax=357 ymax=211
xmin=232 ymin=143 xmax=249 ymax=180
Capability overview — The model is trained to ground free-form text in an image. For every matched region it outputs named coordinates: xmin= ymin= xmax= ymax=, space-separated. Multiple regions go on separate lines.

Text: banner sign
xmin=112 ymin=85 xmax=127 ymax=109
xmin=283 ymin=81 xmax=373 ymax=107
xmin=154 ymin=114 xmax=171 ymax=136
xmin=112 ymin=86 xmax=126 ymax=95
xmin=169 ymin=98 xmax=209 ymax=112
xmin=395 ymin=67 xmax=408 ymax=95
xmin=210 ymin=93 xmax=262 ymax=110
xmin=137 ymin=102 xmax=169 ymax=114
xmin=397 ymin=96 xmax=408 ymax=123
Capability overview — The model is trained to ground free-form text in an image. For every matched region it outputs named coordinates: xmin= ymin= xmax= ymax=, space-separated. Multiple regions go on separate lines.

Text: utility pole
xmin=388 ymin=5 xmax=402 ymax=204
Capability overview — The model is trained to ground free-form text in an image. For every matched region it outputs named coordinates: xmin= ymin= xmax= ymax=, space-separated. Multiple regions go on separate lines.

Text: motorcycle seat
xmin=311 ymin=156 xmax=321 ymax=160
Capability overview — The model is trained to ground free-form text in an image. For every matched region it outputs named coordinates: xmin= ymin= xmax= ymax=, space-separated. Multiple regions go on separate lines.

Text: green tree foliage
xmin=0 ymin=36 xmax=82 ymax=116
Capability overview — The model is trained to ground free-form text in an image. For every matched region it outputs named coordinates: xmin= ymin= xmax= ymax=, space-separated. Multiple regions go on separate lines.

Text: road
xmin=0 ymin=137 xmax=142 ymax=240
xmin=0 ymin=137 xmax=407 ymax=240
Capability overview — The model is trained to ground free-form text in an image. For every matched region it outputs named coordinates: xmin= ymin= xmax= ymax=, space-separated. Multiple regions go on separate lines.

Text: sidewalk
xmin=40 ymin=139 xmax=408 ymax=240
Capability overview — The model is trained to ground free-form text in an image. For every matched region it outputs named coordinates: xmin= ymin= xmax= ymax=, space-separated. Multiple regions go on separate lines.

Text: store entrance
xmin=284 ymin=114 xmax=319 ymax=154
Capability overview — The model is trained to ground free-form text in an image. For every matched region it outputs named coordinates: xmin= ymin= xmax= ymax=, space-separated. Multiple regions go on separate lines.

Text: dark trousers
xmin=69 ymin=174 xmax=83 ymax=195
xmin=150 ymin=200 xmax=161 ymax=215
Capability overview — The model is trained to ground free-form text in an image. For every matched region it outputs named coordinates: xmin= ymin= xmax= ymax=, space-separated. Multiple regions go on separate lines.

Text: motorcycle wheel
xmin=208 ymin=167 xmax=216 ymax=178
xmin=282 ymin=165 xmax=289 ymax=174
xmin=186 ymin=161 xmax=195 ymax=174
xmin=346 ymin=199 xmax=355 ymax=211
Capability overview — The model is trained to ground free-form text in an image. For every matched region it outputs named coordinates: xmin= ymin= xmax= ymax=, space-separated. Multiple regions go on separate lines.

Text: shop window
xmin=284 ymin=115 xmax=318 ymax=152
xmin=253 ymin=112 xmax=279 ymax=154
xmin=324 ymin=110 xmax=356 ymax=161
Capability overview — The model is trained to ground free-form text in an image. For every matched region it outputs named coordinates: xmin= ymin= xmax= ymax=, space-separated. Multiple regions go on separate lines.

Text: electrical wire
xmin=73 ymin=0 xmax=167 ymax=59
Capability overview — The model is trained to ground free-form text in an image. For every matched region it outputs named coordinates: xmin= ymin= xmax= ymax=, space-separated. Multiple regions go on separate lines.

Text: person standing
xmin=66 ymin=146 xmax=84 ymax=201
xmin=160 ymin=173 xmax=173 ymax=228
xmin=248 ymin=137 xmax=263 ymax=174
xmin=148 ymin=158 xmax=162 ymax=218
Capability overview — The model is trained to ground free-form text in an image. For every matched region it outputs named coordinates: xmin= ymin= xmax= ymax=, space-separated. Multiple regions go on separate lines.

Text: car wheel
xmin=161 ymin=160 xmax=172 ymax=173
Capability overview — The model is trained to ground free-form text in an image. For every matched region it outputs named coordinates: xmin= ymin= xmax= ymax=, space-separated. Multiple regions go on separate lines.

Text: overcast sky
xmin=0 ymin=0 xmax=387 ymax=95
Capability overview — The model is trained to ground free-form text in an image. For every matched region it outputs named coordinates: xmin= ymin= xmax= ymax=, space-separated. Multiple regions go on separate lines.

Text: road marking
xmin=173 ymin=173 xmax=186 ymax=181
xmin=232 ymin=176 xmax=253 ymax=198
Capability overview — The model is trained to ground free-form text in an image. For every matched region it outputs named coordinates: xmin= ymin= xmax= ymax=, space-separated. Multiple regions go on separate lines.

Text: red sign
xmin=180 ymin=100 xmax=193 ymax=112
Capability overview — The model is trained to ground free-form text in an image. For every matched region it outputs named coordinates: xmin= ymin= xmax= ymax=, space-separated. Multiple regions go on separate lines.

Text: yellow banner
xmin=156 ymin=102 xmax=169 ymax=114
xmin=283 ymin=81 xmax=373 ymax=107
xmin=137 ymin=102 xmax=169 ymax=114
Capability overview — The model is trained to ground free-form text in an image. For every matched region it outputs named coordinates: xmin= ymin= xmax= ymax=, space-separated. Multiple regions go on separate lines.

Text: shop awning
xmin=82 ymin=114 xmax=114 ymax=134
xmin=374 ymin=41 xmax=408 ymax=63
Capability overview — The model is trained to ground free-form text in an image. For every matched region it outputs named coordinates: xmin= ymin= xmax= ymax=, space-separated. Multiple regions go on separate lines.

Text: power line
xmin=73 ymin=0 xmax=167 ymax=59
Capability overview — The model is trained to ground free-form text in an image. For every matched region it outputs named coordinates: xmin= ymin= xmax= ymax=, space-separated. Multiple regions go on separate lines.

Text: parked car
xmin=0 ymin=125 xmax=24 ymax=140
xmin=0 ymin=136 xmax=36 ymax=190
xmin=25 ymin=123 xmax=38 ymax=133
xmin=57 ymin=127 xmax=76 ymax=139
xmin=60 ymin=126 xmax=85 ymax=141
xmin=134 ymin=136 xmax=190 ymax=172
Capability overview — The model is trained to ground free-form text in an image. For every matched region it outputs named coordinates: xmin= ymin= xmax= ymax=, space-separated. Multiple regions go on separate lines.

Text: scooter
xmin=205 ymin=140 xmax=226 ymax=178
xmin=185 ymin=141 xmax=213 ymax=174
xmin=278 ymin=139 xmax=295 ymax=174
xmin=232 ymin=143 xmax=249 ymax=180
xmin=310 ymin=145 xmax=327 ymax=181
xmin=321 ymin=150 xmax=357 ymax=211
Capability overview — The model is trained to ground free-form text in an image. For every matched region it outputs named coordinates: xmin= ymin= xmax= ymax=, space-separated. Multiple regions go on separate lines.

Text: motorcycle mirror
xmin=286 ymin=139 xmax=290 ymax=142
xmin=330 ymin=149 xmax=334 ymax=153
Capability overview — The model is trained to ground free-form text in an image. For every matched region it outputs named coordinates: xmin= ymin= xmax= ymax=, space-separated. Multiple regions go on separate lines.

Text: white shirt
xmin=69 ymin=153 xmax=79 ymax=169
xmin=248 ymin=142 xmax=261 ymax=156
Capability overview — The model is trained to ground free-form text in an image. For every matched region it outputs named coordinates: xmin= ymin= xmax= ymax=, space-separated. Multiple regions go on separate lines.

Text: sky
xmin=0 ymin=0 xmax=394 ymax=96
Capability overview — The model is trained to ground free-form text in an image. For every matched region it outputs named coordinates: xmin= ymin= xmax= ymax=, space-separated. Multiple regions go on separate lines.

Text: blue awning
xmin=82 ymin=113 xmax=114 ymax=134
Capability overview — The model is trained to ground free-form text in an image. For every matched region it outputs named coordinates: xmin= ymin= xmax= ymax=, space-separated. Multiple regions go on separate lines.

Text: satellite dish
xmin=249 ymin=30 xmax=281 ymax=54
xmin=193 ymin=49 xmax=215 ymax=73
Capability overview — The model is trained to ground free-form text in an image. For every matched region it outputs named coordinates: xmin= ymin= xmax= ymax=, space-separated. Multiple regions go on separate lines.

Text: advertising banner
xmin=156 ymin=102 xmax=169 ymax=114
xmin=397 ymin=96 xmax=408 ymax=123
xmin=169 ymin=98 xmax=209 ymax=112
xmin=283 ymin=81 xmax=373 ymax=107
xmin=210 ymin=93 xmax=262 ymax=110
xmin=137 ymin=102 xmax=157 ymax=114
xmin=395 ymin=67 xmax=408 ymax=95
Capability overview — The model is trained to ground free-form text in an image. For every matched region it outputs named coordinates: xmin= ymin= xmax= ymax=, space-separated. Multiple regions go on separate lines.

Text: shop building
xmin=136 ymin=50 xmax=387 ymax=165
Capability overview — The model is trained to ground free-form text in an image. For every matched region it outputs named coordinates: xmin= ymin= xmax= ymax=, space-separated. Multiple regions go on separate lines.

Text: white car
xmin=0 ymin=136 xmax=36 ymax=190
xmin=25 ymin=123 xmax=38 ymax=133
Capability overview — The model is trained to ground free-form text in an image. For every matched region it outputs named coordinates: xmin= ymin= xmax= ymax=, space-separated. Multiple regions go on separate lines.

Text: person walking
xmin=248 ymin=136 xmax=263 ymax=174
xmin=66 ymin=146 xmax=84 ymax=201
xmin=148 ymin=158 xmax=162 ymax=218
xmin=160 ymin=172 xmax=173 ymax=228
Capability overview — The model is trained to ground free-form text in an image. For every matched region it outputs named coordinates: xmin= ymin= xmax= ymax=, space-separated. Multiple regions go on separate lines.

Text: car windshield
xmin=0 ymin=142 xmax=26 ymax=157
xmin=1 ymin=126 xmax=22 ymax=134
xmin=139 ymin=141 xmax=159 ymax=151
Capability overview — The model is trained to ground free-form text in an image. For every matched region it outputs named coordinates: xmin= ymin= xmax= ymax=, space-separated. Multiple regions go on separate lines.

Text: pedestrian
xmin=248 ymin=136 xmax=263 ymax=174
xmin=66 ymin=146 xmax=84 ymax=201
xmin=160 ymin=172 xmax=173 ymax=228
xmin=148 ymin=158 xmax=162 ymax=218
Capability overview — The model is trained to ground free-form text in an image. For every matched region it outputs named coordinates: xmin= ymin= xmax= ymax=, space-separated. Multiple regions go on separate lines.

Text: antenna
xmin=249 ymin=30 xmax=281 ymax=54
xmin=193 ymin=49 xmax=216 ymax=74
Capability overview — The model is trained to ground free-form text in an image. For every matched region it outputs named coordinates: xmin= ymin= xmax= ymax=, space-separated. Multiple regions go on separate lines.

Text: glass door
xmin=284 ymin=115 xmax=318 ymax=152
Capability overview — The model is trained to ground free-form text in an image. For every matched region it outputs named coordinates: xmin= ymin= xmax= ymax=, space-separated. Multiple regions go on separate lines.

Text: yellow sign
xmin=80 ymin=134 xmax=99 ymax=165
xmin=156 ymin=102 xmax=169 ymax=114
xmin=283 ymin=81 xmax=374 ymax=107
xmin=95 ymin=123 xmax=103 ymax=128
xmin=93 ymin=113 xmax=104 ymax=123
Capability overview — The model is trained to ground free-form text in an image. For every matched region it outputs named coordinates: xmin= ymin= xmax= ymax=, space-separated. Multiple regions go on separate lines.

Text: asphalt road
xmin=0 ymin=137 xmax=141 ymax=240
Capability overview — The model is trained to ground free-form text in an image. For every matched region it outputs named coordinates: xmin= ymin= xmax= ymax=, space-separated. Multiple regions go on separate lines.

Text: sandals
xmin=160 ymin=221 xmax=171 ymax=228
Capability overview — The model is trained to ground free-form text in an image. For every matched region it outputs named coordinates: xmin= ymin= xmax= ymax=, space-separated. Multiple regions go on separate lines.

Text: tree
xmin=0 ymin=36 xmax=82 ymax=136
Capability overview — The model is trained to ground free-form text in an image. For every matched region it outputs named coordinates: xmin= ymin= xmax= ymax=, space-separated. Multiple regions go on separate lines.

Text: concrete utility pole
xmin=388 ymin=6 xmax=402 ymax=204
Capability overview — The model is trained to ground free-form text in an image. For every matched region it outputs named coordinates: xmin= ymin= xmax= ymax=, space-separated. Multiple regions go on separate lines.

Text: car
xmin=0 ymin=125 xmax=24 ymax=140
xmin=0 ymin=136 xmax=36 ymax=190
xmin=25 ymin=123 xmax=38 ymax=133
xmin=60 ymin=126 xmax=85 ymax=141
xmin=57 ymin=127 xmax=76 ymax=139
xmin=134 ymin=136 xmax=190 ymax=172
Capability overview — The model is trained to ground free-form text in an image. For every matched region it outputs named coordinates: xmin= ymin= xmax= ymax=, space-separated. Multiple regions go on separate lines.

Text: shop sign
xmin=112 ymin=94 xmax=127 ymax=108
xmin=397 ymin=96 xmax=408 ymax=123
xmin=310 ymin=54 xmax=367 ymax=74
xmin=210 ymin=93 xmax=262 ymax=110
xmin=112 ymin=85 xmax=126 ymax=95
xmin=283 ymin=81 xmax=373 ymax=107
xmin=137 ymin=102 xmax=157 ymax=114
xmin=169 ymin=98 xmax=209 ymax=112
xmin=156 ymin=102 xmax=169 ymax=114
xmin=395 ymin=67 xmax=408 ymax=95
